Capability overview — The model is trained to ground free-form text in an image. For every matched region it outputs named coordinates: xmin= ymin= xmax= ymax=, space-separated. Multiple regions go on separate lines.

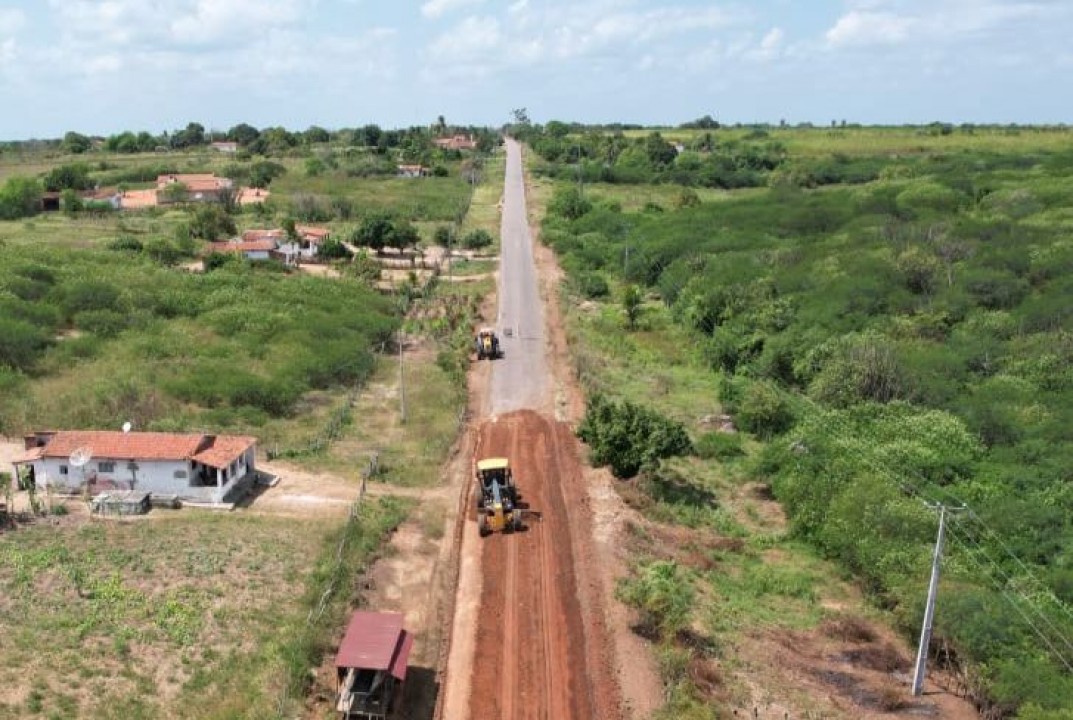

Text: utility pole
xmin=912 ymin=503 xmax=963 ymax=696
xmin=398 ymin=328 xmax=406 ymax=424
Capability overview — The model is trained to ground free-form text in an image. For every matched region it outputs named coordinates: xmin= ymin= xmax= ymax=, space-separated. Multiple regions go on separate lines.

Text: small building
xmin=236 ymin=187 xmax=270 ymax=205
xmin=12 ymin=430 xmax=258 ymax=504
xmin=433 ymin=134 xmax=478 ymax=151
xmin=208 ymin=238 xmax=277 ymax=261
xmin=335 ymin=611 xmax=413 ymax=720
xmin=81 ymin=188 xmax=123 ymax=210
xmin=40 ymin=192 xmax=61 ymax=212
xmin=210 ymin=141 xmax=239 ymax=154
xmin=156 ymin=173 xmax=234 ymax=204
xmin=396 ymin=164 xmax=428 ymax=178
xmin=260 ymin=225 xmax=331 ymax=265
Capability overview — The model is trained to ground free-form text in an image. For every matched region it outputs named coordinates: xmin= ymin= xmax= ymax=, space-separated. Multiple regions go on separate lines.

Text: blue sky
xmin=0 ymin=0 xmax=1070 ymax=139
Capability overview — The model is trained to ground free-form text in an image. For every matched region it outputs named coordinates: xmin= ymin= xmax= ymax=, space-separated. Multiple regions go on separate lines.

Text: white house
xmin=12 ymin=430 xmax=258 ymax=504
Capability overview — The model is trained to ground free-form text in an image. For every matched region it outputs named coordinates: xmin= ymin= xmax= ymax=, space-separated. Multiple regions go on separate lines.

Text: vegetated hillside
xmin=542 ymin=129 xmax=1073 ymax=717
xmin=0 ymin=246 xmax=398 ymax=435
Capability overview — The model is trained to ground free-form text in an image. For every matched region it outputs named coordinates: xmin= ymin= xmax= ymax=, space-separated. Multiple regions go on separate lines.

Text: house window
xmin=99 ymin=462 xmax=116 ymax=473
xmin=59 ymin=465 xmax=68 ymax=475
xmin=174 ymin=470 xmax=187 ymax=479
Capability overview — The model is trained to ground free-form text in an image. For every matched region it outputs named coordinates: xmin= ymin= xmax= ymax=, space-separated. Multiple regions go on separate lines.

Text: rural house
xmin=156 ymin=173 xmax=234 ymax=204
xmin=276 ymin=225 xmax=331 ymax=264
xmin=433 ymin=134 xmax=478 ymax=151
xmin=396 ymin=164 xmax=429 ymax=178
xmin=210 ymin=141 xmax=239 ymax=153
xmin=12 ymin=430 xmax=258 ymax=504
xmin=208 ymin=238 xmax=277 ymax=261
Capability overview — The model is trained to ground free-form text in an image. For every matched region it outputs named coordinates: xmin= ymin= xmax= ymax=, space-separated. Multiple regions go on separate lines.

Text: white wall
xmin=32 ymin=451 xmax=255 ymax=503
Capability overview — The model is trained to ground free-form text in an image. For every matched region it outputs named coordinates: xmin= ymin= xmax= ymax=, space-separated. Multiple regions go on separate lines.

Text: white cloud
xmin=46 ymin=0 xmax=311 ymax=48
xmin=421 ymin=0 xmax=485 ymax=20
xmin=170 ymin=0 xmax=307 ymax=44
xmin=429 ymin=15 xmax=502 ymax=59
xmin=826 ymin=10 xmax=915 ymax=47
xmin=0 ymin=8 xmax=25 ymax=35
xmin=826 ymin=1 xmax=1060 ymax=49
xmin=427 ymin=1 xmax=739 ymax=73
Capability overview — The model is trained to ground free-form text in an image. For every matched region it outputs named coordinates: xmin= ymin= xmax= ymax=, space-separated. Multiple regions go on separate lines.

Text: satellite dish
xmin=122 ymin=421 xmax=132 ymax=433
xmin=69 ymin=447 xmax=93 ymax=468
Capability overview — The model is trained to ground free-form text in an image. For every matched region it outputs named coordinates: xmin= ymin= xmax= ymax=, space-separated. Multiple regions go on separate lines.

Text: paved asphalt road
xmin=490 ymin=138 xmax=548 ymax=415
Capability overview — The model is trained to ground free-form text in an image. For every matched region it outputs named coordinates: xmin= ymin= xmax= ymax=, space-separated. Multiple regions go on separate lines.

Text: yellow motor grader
xmin=474 ymin=457 xmax=528 ymax=536
xmin=474 ymin=327 xmax=502 ymax=361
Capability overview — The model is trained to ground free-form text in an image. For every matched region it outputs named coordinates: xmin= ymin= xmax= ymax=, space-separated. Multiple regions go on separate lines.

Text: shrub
xmin=74 ymin=309 xmax=129 ymax=338
xmin=0 ymin=318 xmax=51 ymax=371
xmin=695 ymin=432 xmax=744 ymax=460
xmin=461 ymin=229 xmax=494 ymax=250
xmin=108 ymin=236 xmax=144 ymax=252
xmin=617 ymin=561 xmax=695 ymax=638
xmin=578 ymin=272 xmax=609 ymax=299
xmin=549 ymin=186 xmax=592 ymax=220
xmin=734 ymin=380 xmax=793 ymax=438
xmin=577 ymin=394 xmax=693 ymax=478
xmin=63 ymin=280 xmax=123 ymax=318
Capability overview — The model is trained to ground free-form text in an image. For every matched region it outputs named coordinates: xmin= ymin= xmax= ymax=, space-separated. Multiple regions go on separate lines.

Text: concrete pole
xmin=912 ymin=504 xmax=947 ymax=696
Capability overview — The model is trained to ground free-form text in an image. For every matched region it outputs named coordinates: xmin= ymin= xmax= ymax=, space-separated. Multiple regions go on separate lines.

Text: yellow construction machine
xmin=474 ymin=327 xmax=502 ymax=361
xmin=475 ymin=457 xmax=526 ymax=536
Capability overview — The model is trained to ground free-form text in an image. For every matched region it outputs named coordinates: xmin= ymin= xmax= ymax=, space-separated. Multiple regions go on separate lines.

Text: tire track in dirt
xmin=466 ymin=411 xmax=617 ymax=720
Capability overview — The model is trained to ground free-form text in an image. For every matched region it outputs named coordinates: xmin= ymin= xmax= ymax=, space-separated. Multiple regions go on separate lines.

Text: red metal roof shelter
xmin=335 ymin=611 xmax=413 ymax=681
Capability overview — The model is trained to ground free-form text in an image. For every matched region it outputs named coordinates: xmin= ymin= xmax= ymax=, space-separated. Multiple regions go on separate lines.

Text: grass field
xmin=618 ymin=124 xmax=1073 ymax=157
xmin=458 ymin=152 xmax=505 ymax=240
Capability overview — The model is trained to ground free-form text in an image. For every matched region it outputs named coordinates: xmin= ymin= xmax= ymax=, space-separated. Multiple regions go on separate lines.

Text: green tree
xmin=62 ymin=131 xmax=92 ymax=154
xmin=461 ymin=229 xmax=493 ymax=250
xmin=248 ymin=161 xmax=286 ymax=188
xmin=0 ymin=176 xmax=42 ymax=220
xmin=43 ymin=163 xmax=93 ymax=191
xmin=61 ymin=189 xmax=83 ymax=215
xmin=189 ymin=204 xmax=236 ymax=240
xmin=549 ymin=186 xmax=592 ymax=220
xmin=304 ymin=125 xmax=330 ymax=144
xmin=158 ymin=181 xmax=189 ymax=204
xmin=227 ymin=122 xmax=260 ymax=146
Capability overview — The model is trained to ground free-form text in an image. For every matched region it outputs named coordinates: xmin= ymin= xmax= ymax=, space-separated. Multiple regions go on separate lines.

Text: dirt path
xmin=467 ymin=411 xmax=619 ymax=720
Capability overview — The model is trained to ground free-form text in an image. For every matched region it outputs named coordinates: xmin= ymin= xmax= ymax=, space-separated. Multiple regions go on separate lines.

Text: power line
xmin=945 ymin=522 xmax=1073 ymax=675
xmin=946 ymin=521 xmax=1073 ymax=661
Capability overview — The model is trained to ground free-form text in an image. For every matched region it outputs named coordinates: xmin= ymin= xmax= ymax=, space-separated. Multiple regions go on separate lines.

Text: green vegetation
xmin=0 ymin=502 xmax=406 ymax=719
xmin=543 ymin=125 xmax=1073 ymax=716
xmin=577 ymin=394 xmax=692 ymax=478
xmin=0 ymin=246 xmax=397 ymax=434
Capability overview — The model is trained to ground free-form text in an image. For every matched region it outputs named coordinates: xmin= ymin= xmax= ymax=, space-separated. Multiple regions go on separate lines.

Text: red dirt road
xmin=466 ymin=410 xmax=619 ymax=720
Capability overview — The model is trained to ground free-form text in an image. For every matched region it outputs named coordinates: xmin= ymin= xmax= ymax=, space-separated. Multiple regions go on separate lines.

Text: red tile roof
xmin=209 ymin=240 xmax=277 ymax=253
xmin=12 ymin=446 xmax=44 ymax=464
xmin=34 ymin=431 xmax=205 ymax=461
xmin=27 ymin=431 xmax=256 ymax=467
xmin=296 ymin=225 xmax=330 ymax=242
xmin=191 ymin=435 xmax=257 ymax=469
xmin=242 ymin=229 xmax=286 ymax=243
xmin=156 ymin=174 xmax=233 ymax=193
xmin=335 ymin=612 xmax=412 ymax=680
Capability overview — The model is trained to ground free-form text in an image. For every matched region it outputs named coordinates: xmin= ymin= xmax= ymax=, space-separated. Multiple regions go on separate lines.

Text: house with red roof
xmin=12 ymin=430 xmax=258 ymax=504
xmin=156 ymin=173 xmax=234 ymax=204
